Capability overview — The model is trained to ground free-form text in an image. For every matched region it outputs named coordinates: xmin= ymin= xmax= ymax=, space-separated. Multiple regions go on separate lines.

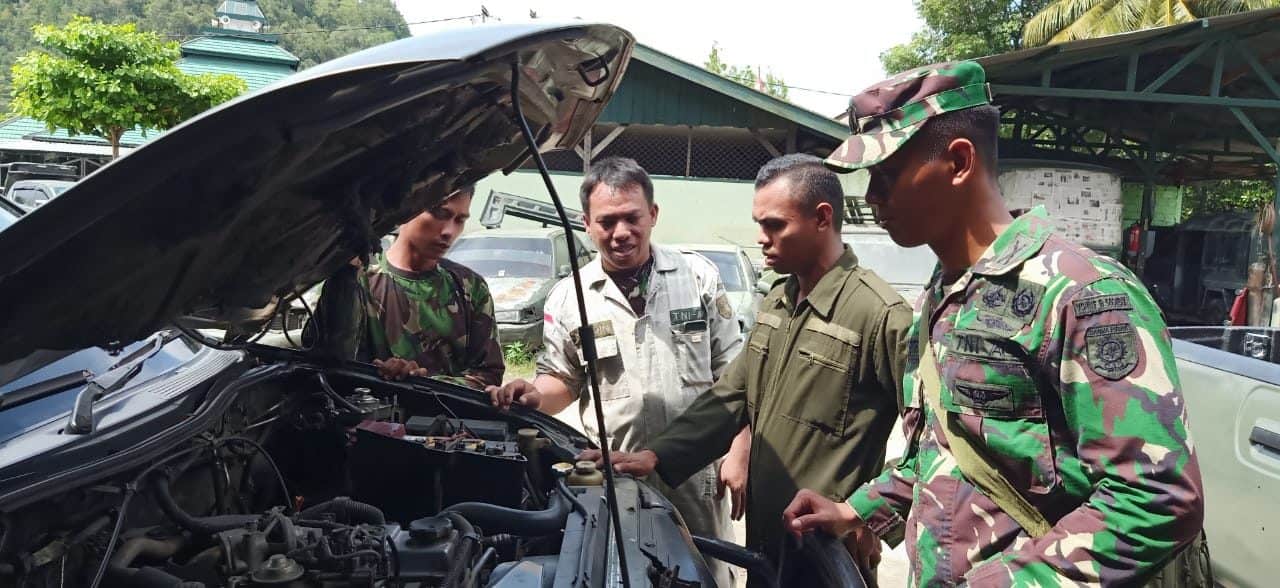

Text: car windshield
xmin=449 ymin=236 xmax=554 ymax=279
xmin=0 ymin=207 xmax=17 ymax=231
xmin=697 ymin=250 xmax=747 ymax=291
xmin=52 ymin=185 xmax=71 ymax=195
xmin=844 ymin=232 xmax=937 ymax=286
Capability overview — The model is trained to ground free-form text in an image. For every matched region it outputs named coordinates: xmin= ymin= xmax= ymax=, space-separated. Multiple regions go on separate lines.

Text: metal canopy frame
xmin=979 ymin=8 xmax=1280 ymax=277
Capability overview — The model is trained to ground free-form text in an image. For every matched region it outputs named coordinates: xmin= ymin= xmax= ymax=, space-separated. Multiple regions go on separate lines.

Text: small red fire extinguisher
xmin=1125 ymin=222 xmax=1142 ymax=258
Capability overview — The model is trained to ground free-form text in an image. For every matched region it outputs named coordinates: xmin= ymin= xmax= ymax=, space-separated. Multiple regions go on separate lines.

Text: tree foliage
xmin=0 ymin=0 xmax=409 ymax=113
xmin=1183 ymin=180 xmax=1274 ymax=219
xmin=10 ymin=16 xmax=246 ymax=158
xmin=882 ymin=0 xmax=1052 ymax=74
xmin=704 ymin=42 xmax=789 ymax=101
xmin=1024 ymin=0 xmax=1280 ymax=47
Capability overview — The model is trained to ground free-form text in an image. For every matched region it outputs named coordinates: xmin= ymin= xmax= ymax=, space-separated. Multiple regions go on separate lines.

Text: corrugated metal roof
xmin=979 ymin=7 xmax=1280 ymax=181
xmin=0 ymin=117 xmax=154 ymax=147
xmin=181 ymin=35 xmax=299 ymax=65
xmin=180 ymin=55 xmax=294 ymax=91
xmin=606 ymin=45 xmax=847 ymax=141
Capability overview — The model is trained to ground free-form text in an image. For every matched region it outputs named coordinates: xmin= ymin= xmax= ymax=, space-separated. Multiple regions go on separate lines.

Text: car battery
xmin=404 ymin=416 xmax=510 ymax=441
xmin=351 ymin=422 xmax=526 ymax=524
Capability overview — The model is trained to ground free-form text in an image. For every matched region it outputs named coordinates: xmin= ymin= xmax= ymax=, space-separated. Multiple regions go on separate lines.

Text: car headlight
xmin=496 ymin=310 xmax=521 ymax=323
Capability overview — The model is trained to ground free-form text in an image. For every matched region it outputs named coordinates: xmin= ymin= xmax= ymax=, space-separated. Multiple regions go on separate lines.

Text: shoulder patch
xmin=1072 ymin=294 xmax=1133 ymax=318
xmin=1085 ymin=323 xmax=1138 ymax=380
xmin=716 ymin=293 xmax=734 ymax=320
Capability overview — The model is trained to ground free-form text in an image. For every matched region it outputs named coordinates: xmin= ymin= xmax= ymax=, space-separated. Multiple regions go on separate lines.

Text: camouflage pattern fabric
xmin=846 ymin=207 xmax=1204 ymax=586
xmin=825 ymin=60 xmax=992 ymax=172
xmin=604 ymin=255 xmax=654 ymax=316
xmin=358 ymin=254 xmax=504 ymax=389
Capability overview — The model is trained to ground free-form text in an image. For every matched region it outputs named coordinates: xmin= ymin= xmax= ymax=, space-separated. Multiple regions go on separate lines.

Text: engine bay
xmin=0 ymin=365 xmax=713 ymax=587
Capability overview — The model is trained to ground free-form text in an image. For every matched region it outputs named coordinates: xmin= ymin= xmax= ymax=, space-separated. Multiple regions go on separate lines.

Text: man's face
xmin=398 ymin=191 xmax=473 ymax=262
xmin=752 ymin=177 xmax=826 ymax=275
xmin=584 ymin=183 xmax=657 ymax=271
xmin=864 ymin=139 xmax=955 ymax=248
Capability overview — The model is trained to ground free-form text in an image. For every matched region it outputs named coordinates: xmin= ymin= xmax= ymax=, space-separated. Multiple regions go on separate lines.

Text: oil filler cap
xmin=408 ymin=515 xmax=454 ymax=541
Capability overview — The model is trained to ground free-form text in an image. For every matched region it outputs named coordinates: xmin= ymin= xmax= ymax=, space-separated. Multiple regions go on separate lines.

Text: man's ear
xmin=947 ymin=137 xmax=979 ymax=186
xmin=650 ymin=203 xmax=660 ymax=225
xmin=814 ymin=201 xmax=835 ymax=232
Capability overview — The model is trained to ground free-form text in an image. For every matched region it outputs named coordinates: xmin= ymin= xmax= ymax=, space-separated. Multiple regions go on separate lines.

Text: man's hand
xmin=486 ymin=379 xmax=542 ymax=410
xmin=844 ymin=525 xmax=882 ymax=573
xmin=373 ymin=358 xmax=427 ymax=381
xmin=783 ymin=489 xmax=864 ymax=540
xmin=577 ymin=449 xmax=658 ymax=478
xmin=717 ymin=454 xmax=748 ymax=521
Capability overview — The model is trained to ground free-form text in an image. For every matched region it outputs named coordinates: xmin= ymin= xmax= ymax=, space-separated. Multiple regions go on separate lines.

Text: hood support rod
xmin=509 ymin=59 xmax=632 ymax=588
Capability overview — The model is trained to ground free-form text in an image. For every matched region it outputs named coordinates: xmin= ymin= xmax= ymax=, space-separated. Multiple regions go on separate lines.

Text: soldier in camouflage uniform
xmin=784 ymin=61 xmax=1205 ymax=586
xmin=316 ymin=184 xmax=504 ymax=388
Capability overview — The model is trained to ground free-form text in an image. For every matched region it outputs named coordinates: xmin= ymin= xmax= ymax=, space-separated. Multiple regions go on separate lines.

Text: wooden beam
xmin=786 ymin=126 xmax=797 ymax=153
xmin=591 ymin=125 xmax=627 ymax=157
xmin=748 ymin=127 xmax=782 ymax=157
xmin=580 ymin=128 xmax=593 ymax=173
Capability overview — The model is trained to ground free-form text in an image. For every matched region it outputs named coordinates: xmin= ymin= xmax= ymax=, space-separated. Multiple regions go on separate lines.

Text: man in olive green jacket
xmin=580 ymin=154 xmax=911 ymax=574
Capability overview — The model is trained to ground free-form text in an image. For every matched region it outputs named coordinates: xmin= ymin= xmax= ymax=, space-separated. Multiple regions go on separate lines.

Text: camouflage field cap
xmin=825 ymin=60 xmax=992 ymax=172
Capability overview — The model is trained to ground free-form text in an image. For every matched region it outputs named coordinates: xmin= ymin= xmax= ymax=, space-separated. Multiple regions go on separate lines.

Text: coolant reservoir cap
xmin=249 ymin=554 xmax=304 ymax=584
xmin=409 ymin=515 xmax=454 ymax=541
xmin=551 ymin=462 xmax=574 ymax=476
xmin=574 ymin=460 xmax=598 ymax=474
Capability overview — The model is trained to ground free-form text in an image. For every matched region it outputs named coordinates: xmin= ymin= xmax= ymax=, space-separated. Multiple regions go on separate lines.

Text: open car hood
xmin=0 ymin=23 xmax=633 ymax=364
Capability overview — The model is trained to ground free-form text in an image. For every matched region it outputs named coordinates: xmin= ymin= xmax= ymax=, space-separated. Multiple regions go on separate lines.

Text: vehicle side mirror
xmin=755 ymin=281 xmax=770 ymax=296
xmin=558 ymin=264 xmax=572 ymax=277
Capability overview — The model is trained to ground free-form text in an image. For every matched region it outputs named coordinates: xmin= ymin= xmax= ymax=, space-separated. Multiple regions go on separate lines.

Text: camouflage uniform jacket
xmin=847 ymin=207 xmax=1204 ymax=586
xmin=347 ymin=254 xmax=504 ymax=389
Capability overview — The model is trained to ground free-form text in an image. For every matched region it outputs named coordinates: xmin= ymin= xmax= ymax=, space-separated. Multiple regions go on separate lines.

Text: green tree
xmin=0 ymin=0 xmax=409 ymax=113
xmin=1024 ymin=0 xmax=1280 ymax=47
xmin=704 ymin=42 xmax=790 ymax=101
xmin=1183 ymin=179 xmax=1273 ymax=219
xmin=9 ymin=16 xmax=246 ymax=158
xmin=882 ymin=0 xmax=1052 ymax=74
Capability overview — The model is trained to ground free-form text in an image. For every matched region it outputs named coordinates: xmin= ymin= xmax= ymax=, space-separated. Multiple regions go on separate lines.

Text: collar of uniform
xmin=580 ymin=245 xmax=671 ymax=291
xmin=374 ymin=252 xmax=444 ymax=281
xmin=580 ymin=256 xmax=609 ymax=290
xmin=779 ymin=246 xmax=859 ymax=318
xmin=651 ymin=244 xmax=680 ymax=272
xmin=969 ymin=206 xmax=1053 ymax=277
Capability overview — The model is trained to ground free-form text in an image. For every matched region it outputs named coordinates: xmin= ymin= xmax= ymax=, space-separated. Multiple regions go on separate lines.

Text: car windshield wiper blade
xmin=66 ymin=330 xmax=180 ymax=435
xmin=0 ymin=370 xmax=94 ymax=412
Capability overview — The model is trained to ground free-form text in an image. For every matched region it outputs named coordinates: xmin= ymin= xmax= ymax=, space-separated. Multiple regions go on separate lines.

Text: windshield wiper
xmin=66 ymin=330 xmax=181 ymax=435
xmin=0 ymin=370 xmax=93 ymax=412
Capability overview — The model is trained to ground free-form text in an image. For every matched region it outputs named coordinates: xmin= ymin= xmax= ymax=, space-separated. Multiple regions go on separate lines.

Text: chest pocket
xmin=940 ymin=328 xmax=1057 ymax=493
xmin=784 ymin=317 xmax=862 ymax=437
xmin=672 ymin=319 xmax=713 ymax=389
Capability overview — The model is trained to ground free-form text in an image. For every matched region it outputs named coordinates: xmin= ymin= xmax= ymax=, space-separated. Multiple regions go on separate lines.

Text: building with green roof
xmin=0 ymin=0 xmax=298 ymax=175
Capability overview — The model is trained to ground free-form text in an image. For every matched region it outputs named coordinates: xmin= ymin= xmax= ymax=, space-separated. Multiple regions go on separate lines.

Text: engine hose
xmin=297 ymin=497 xmax=385 ymax=526
xmin=108 ymin=536 xmax=185 ymax=568
xmin=441 ymin=513 xmax=478 ymax=588
xmin=105 ymin=565 xmax=205 ymax=588
xmin=151 ymin=475 xmax=259 ymax=535
xmin=442 ymin=489 xmax=570 ymax=536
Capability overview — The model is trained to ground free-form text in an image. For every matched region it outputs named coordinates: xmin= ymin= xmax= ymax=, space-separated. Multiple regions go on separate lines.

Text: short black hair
xmin=913 ymin=105 xmax=1000 ymax=174
xmin=754 ymin=153 xmax=846 ymax=231
xmin=579 ymin=156 xmax=654 ymax=214
xmin=450 ymin=182 xmax=476 ymax=199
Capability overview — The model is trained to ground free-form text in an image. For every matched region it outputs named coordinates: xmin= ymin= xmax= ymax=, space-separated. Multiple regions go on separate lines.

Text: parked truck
xmin=1173 ymin=326 xmax=1280 ymax=586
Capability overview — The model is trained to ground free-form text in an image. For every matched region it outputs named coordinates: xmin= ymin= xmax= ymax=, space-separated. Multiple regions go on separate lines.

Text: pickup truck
xmin=1172 ymin=326 xmax=1280 ymax=586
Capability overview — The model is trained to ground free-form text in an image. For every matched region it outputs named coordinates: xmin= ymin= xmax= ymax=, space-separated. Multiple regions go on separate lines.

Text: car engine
xmin=0 ymin=366 xmax=699 ymax=588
